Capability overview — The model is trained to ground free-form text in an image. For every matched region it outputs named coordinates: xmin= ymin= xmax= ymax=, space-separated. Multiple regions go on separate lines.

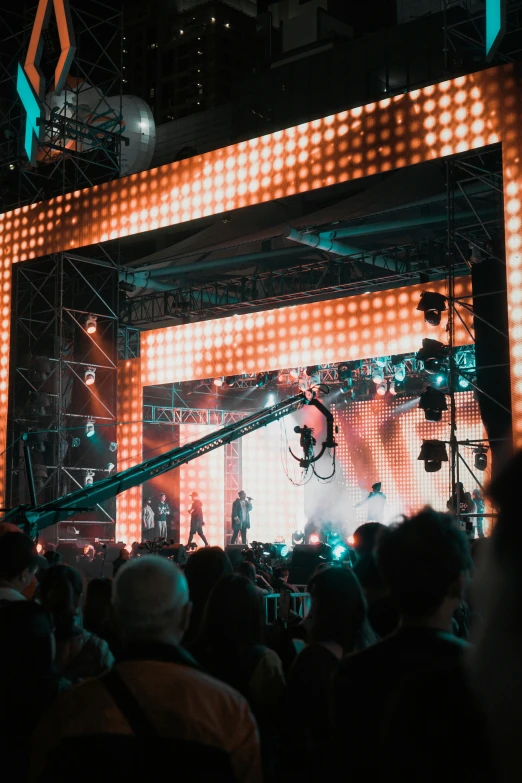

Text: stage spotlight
xmin=309 ymin=533 xmax=321 ymax=545
xmin=418 ymin=439 xmax=448 ymax=472
xmin=84 ymin=469 xmax=95 ymax=486
xmin=372 ymin=370 xmax=383 ymax=385
xmin=332 ymin=543 xmax=348 ymax=561
xmin=292 ymin=530 xmax=304 ymax=546
xmin=71 ymin=437 xmax=80 ymax=447
xmin=347 ymin=534 xmax=355 ymax=546
xmin=213 ymin=377 xmax=224 ymax=387
xmin=389 ymin=381 xmax=397 ymax=395
xmin=393 ymin=363 xmax=406 ymax=382
xmin=338 ymin=363 xmax=352 ymax=382
xmin=306 ymin=365 xmax=319 ymax=375
xmin=416 ymin=339 xmax=448 ymax=375
xmin=458 ymin=376 xmax=470 ymax=389
xmin=84 ymin=367 xmax=96 ymax=386
xmin=265 ymin=393 xmax=276 ymax=407
xmin=85 ymin=314 xmax=97 ymax=334
xmin=419 ymin=386 xmax=448 ymax=422
xmin=289 ymin=368 xmax=299 ymax=380
xmin=86 ymin=419 xmax=95 ymax=438
xmin=474 ymin=445 xmax=488 ymax=471
xmin=416 ymin=291 xmax=447 ymax=326
xmin=106 ymin=462 xmax=115 ymax=473
xmin=433 ymin=374 xmax=446 ymax=387
xmin=340 ymin=378 xmax=353 ymax=394
xmin=375 ymin=357 xmax=388 ymax=368
xmin=376 ymin=382 xmax=387 ymax=396
xmin=256 ymin=372 xmax=269 ymax=388
xmin=109 ymin=442 xmax=117 ymax=452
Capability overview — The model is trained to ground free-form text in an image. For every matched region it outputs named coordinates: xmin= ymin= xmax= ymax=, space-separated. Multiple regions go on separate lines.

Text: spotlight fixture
xmin=474 ymin=445 xmax=488 ymax=471
xmin=372 ymin=370 xmax=383 ymax=385
xmin=375 ymin=357 xmax=388 ymax=368
xmin=393 ymin=363 xmax=406 ymax=382
xmin=418 ymin=439 xmax=449 ymax=472
xmin=213 ymin=377 xmax=224 ymax=387
xmin=84 ymin=367 xmax=96 ymax=386
xmin=109 ymin=442 xmax=117 ymax=452
xmin=71 ymin=437 xmax=80 ymax=447
xmin=416 ymin=338 xmax=448 ymax=375
xmin=376 ymin=382 xmax=387 ymax=396
xmin=85 ymin=314 xmax=97 ymax=334
xmin=338 ymin=363 xmax=352 ymax=381
xmin=458 ymin=375 xmax=470 ymax=389
xmin=86 ymin=419 xmax=95 ymax=438
xmin=433 ymin=373 xmax=447 ymax=387
xmin=416 ymin=291 xmax=447 ymax=326
xmin=340 ymin=378 xmax=353 ymax=394
xmin=84 ymin=470 xmax=95 ymax=486
xmin=289 ymin=368 xmax=300 ymax=380
xmin=256 ymin=372 xmax=268 ymax=388
xmin=106 ymin=462 xmax=115 ymax=474
xmin=292 ymin=530 xmax=304 ymax=546
xmin=418 ymin=386 xmax=448 ymax=422
xmin=389 ymin=381 xmax=397 ymax=395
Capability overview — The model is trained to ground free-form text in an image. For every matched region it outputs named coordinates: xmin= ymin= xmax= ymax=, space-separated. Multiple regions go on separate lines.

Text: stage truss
xmin=2 ymin=63 xmax=522 ymax=539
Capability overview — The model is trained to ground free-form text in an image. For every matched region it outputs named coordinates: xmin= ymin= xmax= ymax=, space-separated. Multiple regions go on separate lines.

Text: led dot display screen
xmin=178 ymin=424 xmax=224 ymax=545
xmin=0 ymin=66 xmax=510 ymax=268
xmin=332 ymin=391 xmax=490 ymax=533
xmin=4 ymin=61 xmax=522 ymax=507
xmin=241 ymin=421 xmax=306 ymax=545
xmin=116 ymin=358 xmax=143 ymax=542
xmin=141 ymin=278 xmax=472 ymax=386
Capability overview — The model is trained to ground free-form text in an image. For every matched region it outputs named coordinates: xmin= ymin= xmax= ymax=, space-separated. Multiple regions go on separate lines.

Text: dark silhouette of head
xmin=307 ymin=566 xmax=369 ymax=653
xmin=200 ymin=574 xmax=263 ymax=653
xmin=183 ymin=546 xmax=232 ymax=642
xmin=39 ymin=564 xmax=84 ymax=640
xmin=352 ymin=522 xmax=387 ymax=557
xmin=377 ymin=507 xmax=471 ymax=621
xmin=372 ymin=482 xmax=382 ymax=492
xmin=0 ymin=532 xmax=39 ymax=593
xmin=236 ymin=560 xmax=256 ymax=584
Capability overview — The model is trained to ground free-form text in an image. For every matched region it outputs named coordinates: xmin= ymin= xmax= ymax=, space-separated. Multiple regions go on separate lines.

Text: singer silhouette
xmin=231 ymin=490 xmax=252 ymax=545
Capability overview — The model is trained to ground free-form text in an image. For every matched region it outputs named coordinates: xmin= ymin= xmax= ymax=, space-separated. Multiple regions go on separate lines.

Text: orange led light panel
xmin=3 ymin=61 xmax=522 ymax=509
xmin=141 ymin=278 xmax=473 ymax=386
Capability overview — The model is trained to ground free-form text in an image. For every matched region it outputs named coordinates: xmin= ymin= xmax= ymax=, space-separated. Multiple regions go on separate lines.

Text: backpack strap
xmin=102 ymin=669 xmax=159 ymax=738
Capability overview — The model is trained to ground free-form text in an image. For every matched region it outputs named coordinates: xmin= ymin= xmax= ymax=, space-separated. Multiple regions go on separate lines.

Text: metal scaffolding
xmin=9 ymin=253 xmax=119 ymax=543
xmin=0 ymin=0 xmax=124 ymax=211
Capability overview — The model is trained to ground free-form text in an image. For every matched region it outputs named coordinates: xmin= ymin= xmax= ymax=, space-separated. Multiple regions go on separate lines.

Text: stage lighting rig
xmin=376 ymin=382 xmax=387 ymax=396
xmin=418 ymin=440 xmax=448 ymax=472
xmin=109 ymin=442 xmax=117 ymax=452
xmin=85 ymin=315 xmax=97 ymax=334
xmin=86 ymin=419 xmax=95 ymax=438
xmin=416 ymin=339 xmax=448 ymax=374
xmin=474 ymin=445 xmax=488 ymax=471
xmin=84 ymin=367 xmax=96 ymax=386
xmin=84 ymin=470 xmax=95 ymax=486
xmin=419 ymin=386 xmax=448 ymax=422
xmin=416 ymin=291 xmax=447 ymax=326
xmin=393 ymin=363 xmax=406 ymax=382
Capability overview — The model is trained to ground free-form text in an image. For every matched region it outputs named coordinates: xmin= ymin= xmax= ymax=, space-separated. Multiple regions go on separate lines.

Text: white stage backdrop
xmin=242 ymin=420 xmax=306 ymax=545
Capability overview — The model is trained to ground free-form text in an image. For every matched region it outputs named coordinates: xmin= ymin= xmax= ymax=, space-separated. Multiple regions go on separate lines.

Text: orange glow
xmin=141 ymin=278 xmax=473 ymax=386
xmin=116 ymin=358 xmax=142 ymax=542
xmin=2 ymin=63 xmax=522 ymax=510
xmin=25 ymin=0 xmax=75 ymax=97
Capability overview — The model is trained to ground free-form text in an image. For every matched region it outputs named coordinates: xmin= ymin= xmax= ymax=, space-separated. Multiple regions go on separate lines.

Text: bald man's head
xmin=113 ymin=556 xmax=191 ymax=645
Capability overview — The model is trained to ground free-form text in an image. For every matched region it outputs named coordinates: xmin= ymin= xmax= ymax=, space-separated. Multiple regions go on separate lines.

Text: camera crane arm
xmin=3 ymin=390 xmax=331 ymax=534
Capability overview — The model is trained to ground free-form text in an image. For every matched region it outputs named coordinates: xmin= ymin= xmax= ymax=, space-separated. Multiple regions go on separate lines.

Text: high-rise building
xmin=124 ymin=0 xmax=261 ymax=124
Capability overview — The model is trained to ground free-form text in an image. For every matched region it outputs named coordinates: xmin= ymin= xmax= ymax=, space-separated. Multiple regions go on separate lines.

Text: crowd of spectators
xmin=0 ymin=453 xmax=520 ymax=782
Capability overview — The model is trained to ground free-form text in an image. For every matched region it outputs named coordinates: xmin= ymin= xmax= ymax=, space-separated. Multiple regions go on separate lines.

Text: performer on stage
xmin=155 ymin=492 xmax=170 ymax=539
xmin=231 ymin=490 xmax=252 ymax=545
xmin=355 ymin=482 xmax=386 ymax=523
xmin=142 ymin=497 xmax=155 ymax=541
xmin=472 ymin=488 xmax=485 ymax=538
xmin=187 ymin=491 xmax=209 ymax=547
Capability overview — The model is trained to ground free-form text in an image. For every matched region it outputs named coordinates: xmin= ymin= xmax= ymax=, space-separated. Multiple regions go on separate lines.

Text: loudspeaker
xmin=289 ymin=544 xmax=322 ymax=585
xmin=157 ymin=544 xmax=188 ymax=565
xmin=225 ymin=544 xmax=246 ymax=566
